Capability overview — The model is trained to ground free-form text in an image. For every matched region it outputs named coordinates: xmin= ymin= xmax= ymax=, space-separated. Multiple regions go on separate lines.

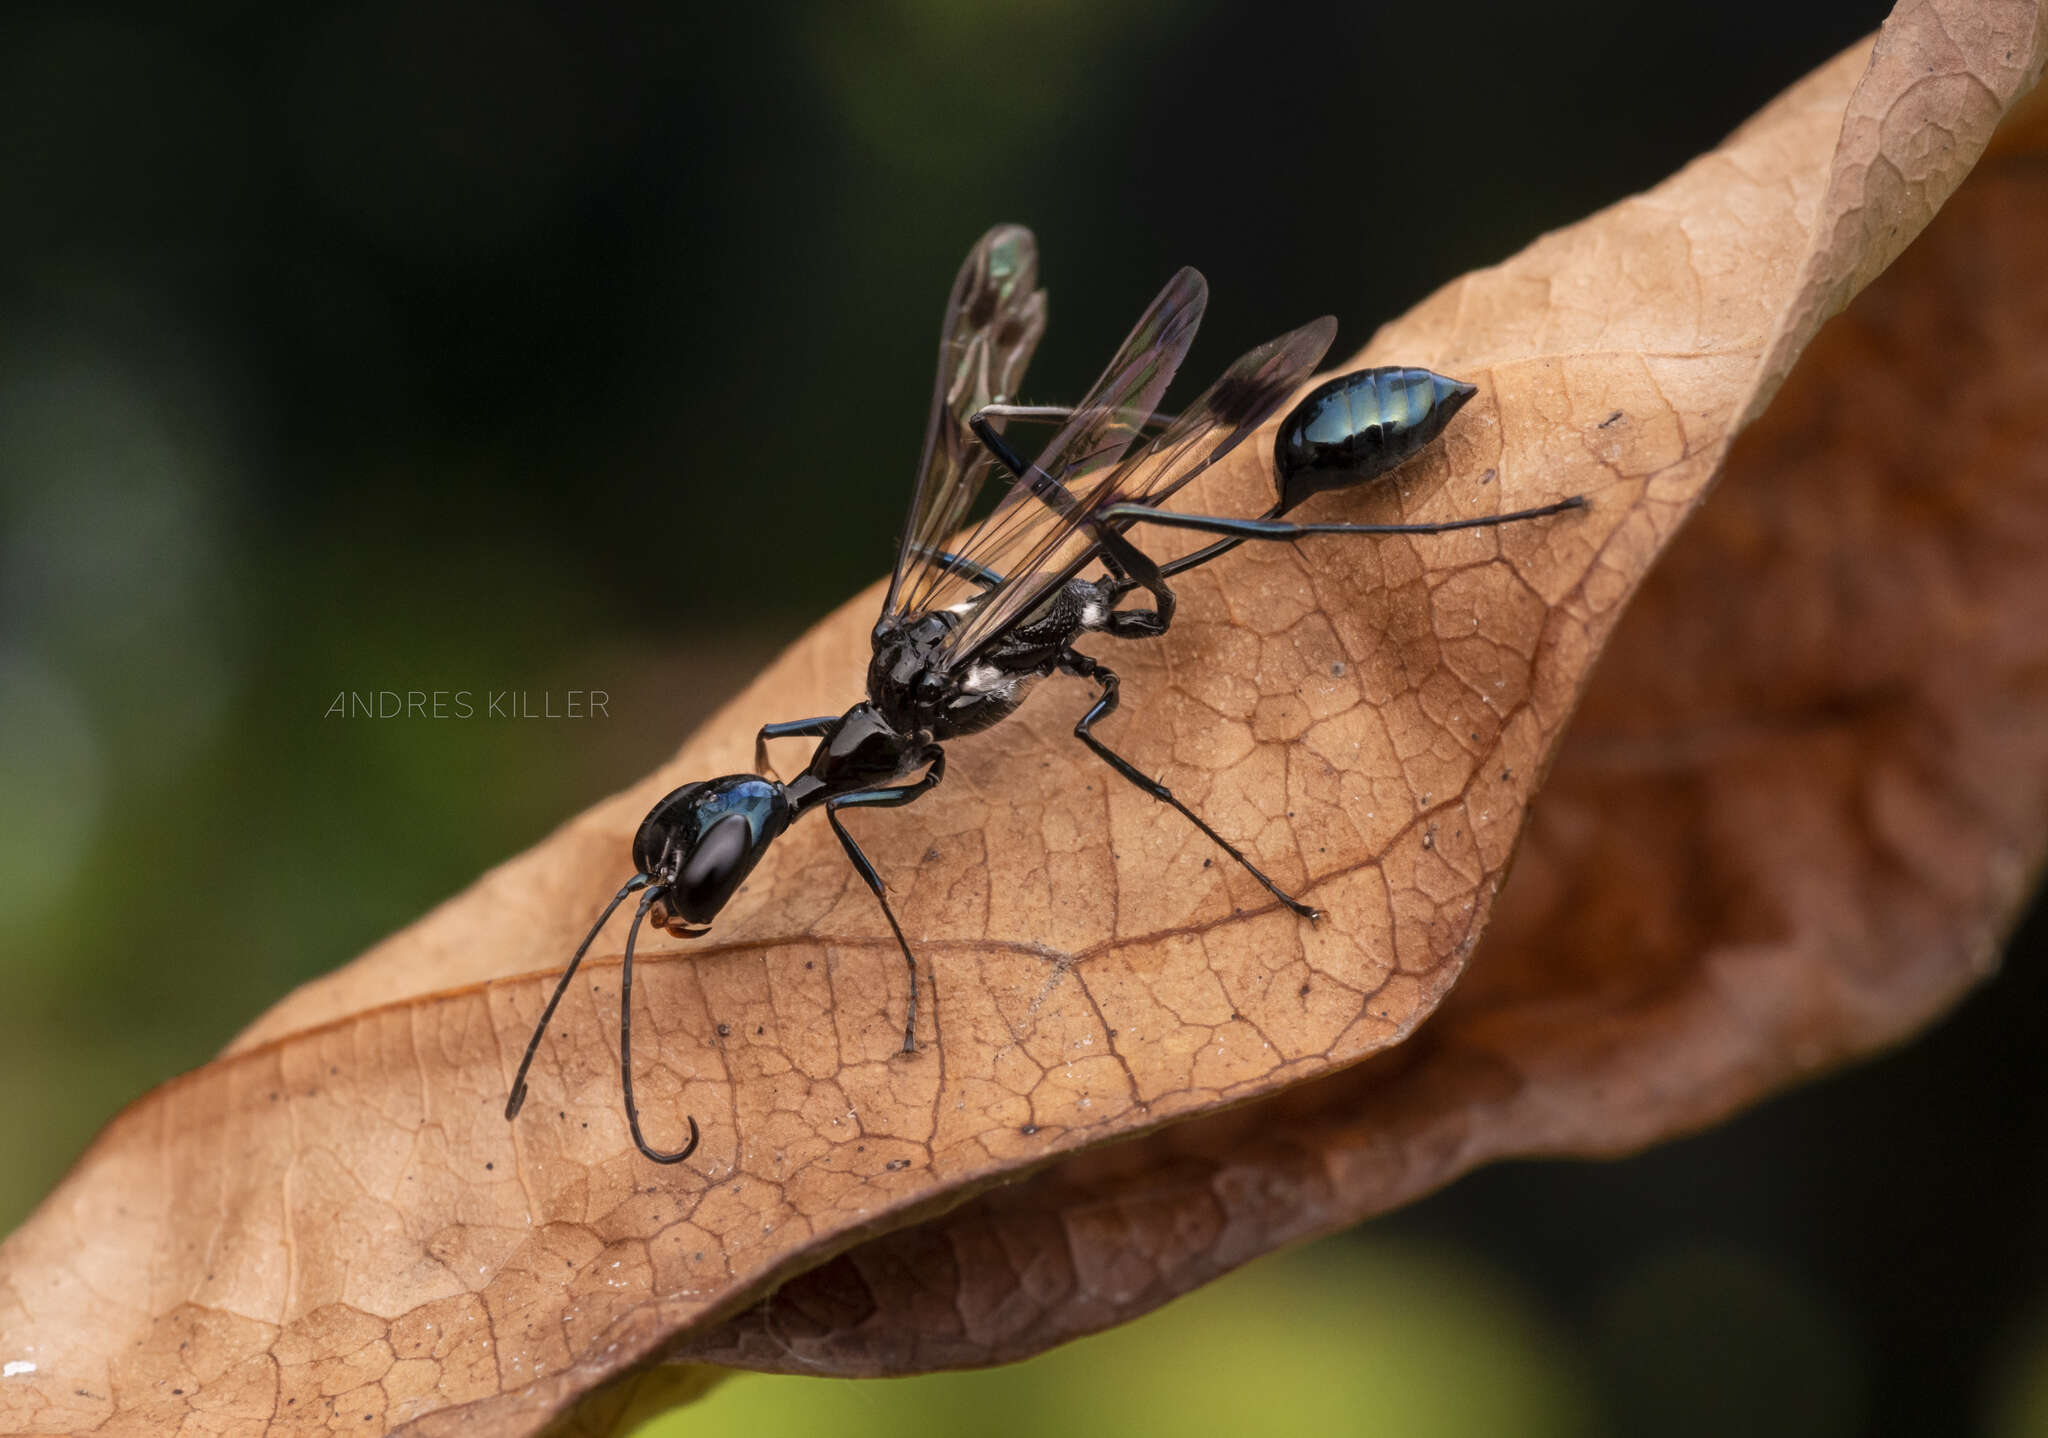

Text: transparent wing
xmin=897 ymin=265 xmax=1209 ymax=633
xmin=937 ymin=311 xmax=1338 ymax=665
xmin=879 ymin=225 xmax=1049 ymax=626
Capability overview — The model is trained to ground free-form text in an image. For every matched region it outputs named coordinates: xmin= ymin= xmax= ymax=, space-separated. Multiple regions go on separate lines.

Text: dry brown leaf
xmin=5 ymin=3 xmax=2046 ymax=1433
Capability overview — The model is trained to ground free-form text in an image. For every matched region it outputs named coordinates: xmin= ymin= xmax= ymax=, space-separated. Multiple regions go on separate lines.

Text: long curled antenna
xmin=618 ymin=884 xmax=700 ymax=1163
xmin=504 ymin=872 xmax=701 ymax=1164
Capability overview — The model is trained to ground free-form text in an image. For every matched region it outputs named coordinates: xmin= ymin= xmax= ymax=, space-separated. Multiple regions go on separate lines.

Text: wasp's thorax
xmin=788 ymin=702 xmax=933 ymax=800
xmin=868 ymin=614 xmax=952 ymax=722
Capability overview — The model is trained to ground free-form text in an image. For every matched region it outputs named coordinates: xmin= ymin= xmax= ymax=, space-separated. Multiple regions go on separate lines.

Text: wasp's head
xmin=633 ymin=774 xmax=793 ymax=935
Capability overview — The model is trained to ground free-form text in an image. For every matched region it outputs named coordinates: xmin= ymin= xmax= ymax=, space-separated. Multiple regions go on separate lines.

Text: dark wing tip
xmin=1205 ymin=316 xmax=1342 ymax=427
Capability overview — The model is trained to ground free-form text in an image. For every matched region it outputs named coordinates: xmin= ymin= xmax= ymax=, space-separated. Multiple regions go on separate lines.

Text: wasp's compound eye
xmin=672 ymin=812 xmax=757 ymax=925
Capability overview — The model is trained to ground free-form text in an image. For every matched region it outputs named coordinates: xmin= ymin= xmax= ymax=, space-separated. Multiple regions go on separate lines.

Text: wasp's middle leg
xmin=1058 ymin=650 xmax=1317 ymax=919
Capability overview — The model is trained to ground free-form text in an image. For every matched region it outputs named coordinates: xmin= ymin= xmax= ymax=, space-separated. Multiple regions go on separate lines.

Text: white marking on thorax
xmin=1079 ymin=594 xmax=1108 ymax=630
xmin=953 ymin=661 xmax=1034 ymax=711
xmin=961 ymin=662 xmax=1008 ymax=696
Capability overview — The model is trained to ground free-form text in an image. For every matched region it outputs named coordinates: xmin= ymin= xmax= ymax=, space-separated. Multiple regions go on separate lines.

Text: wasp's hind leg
xmin=1059 ymin=650 xmax=1317 ymax=920
xmin=963 ymin=407 xmax=1185 ymax=627
xmin=1090 ymin=531 xmax=1180 ymax=640
xmin=824 ymin=747 xmax=947 ymax=1054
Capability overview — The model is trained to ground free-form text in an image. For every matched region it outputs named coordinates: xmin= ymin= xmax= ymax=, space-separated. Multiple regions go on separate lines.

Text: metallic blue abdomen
xmin=1273 ymin=367 xmax=1477 ymax=512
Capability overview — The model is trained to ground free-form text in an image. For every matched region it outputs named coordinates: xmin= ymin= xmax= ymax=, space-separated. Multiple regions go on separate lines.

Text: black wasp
xmin=505 ymin=225 xmax=1584 ymax=1163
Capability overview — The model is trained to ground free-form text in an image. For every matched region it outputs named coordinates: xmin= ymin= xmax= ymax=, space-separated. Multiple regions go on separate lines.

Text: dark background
xmin=2 ymin=1 xmax=2040 ymax=1433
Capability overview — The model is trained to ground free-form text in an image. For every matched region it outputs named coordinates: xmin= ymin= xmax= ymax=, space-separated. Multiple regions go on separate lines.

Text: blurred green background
xmin=3 ymin=1 xmax=2045 ymax=1433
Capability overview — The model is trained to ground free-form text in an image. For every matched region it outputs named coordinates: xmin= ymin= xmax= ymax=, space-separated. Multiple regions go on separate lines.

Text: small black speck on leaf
xmin=1020 ymin=1124 xmax=1038 ymax=1136
xmin=716 ymin=1023 xmax=731 ymax=1037
xmin=485 ymin=1161 xmax=494 ymax=1171
xmin=1300 ymin=983 xmax=1312 ymax=996
xmin=885 ymin=1157 xmax=911 ymax=1171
